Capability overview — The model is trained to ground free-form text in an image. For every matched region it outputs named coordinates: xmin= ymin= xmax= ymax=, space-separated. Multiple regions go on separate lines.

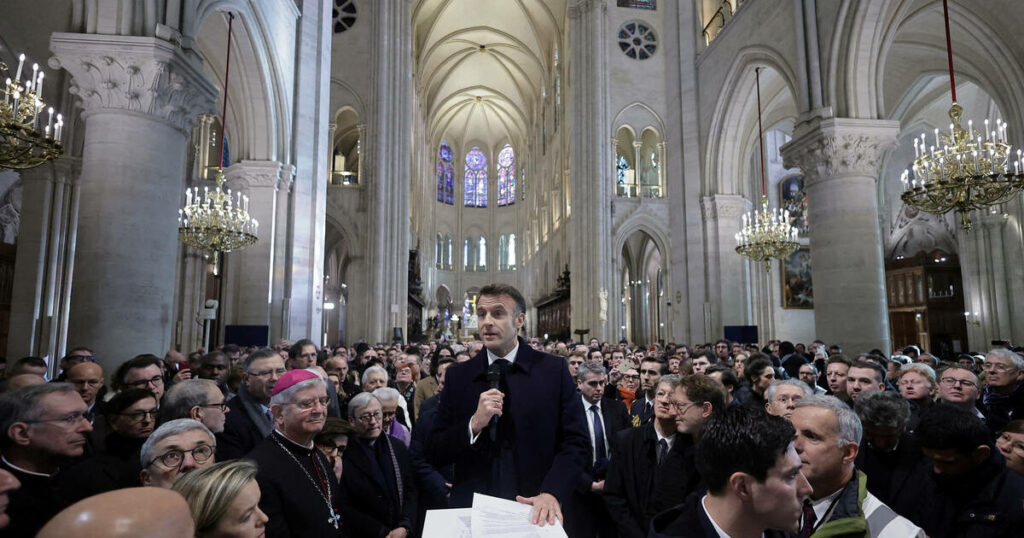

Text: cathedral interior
xmin=1 ymin=0 xmax=1023 ymax=375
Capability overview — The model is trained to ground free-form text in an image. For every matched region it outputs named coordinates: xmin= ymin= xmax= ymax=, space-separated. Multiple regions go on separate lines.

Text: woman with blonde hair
xmin=172 ymin=460 xmax=268 ymax=538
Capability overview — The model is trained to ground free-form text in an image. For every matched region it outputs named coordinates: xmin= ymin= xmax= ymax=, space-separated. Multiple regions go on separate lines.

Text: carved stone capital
xmin=701 ymin=194 xmax=750 ymax=221
xmin=780 ymin=118 xmax=899 ymax=185
xmin=224 ymin=160 xmax=286 ymax=190
xmin=568 ymin=0 xmax=601 ymax=19
xmin=49 ymin=33 xmax=217 ymax=135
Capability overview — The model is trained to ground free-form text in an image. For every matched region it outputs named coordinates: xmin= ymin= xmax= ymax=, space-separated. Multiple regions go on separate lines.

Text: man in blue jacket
xmin=426 ymin=283 xmax=589 ymax=527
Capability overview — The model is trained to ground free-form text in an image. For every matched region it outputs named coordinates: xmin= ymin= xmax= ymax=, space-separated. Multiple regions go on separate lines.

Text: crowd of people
xmin=0 ymin=284 xmax=1022 ymax=537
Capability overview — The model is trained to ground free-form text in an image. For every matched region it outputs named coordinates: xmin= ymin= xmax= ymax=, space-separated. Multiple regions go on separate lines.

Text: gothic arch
xmin=330 ymin=79 xmax=366 ymax=120
xmin=611 ymin=102 xmax=666 ymax=140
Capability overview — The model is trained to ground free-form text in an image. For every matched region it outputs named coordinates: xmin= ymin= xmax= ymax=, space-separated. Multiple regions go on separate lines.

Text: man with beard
xmin=340 ymin=393 xmax=416 ymax=537
xmin=217 ymin=349 xmax=284 ymax=461
xmin=247 ymin=369 xmax=344 ymax=537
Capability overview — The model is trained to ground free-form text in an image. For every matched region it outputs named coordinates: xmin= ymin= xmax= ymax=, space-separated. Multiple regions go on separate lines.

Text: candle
xmin=36 ymin=72 xmax=43 ymax=97
xmin=14 ymin=54 xmax=24 ymax=83
xmin=984 ymin=120 xmax=989 ymax=141
xmin=29 ymin=63 xmax=37 ymax=92
xmin=934 ymin=128 xmax=939 ymax=147
xmin=47 ymin=107 xmax=53 ymax=133
xmin=186 ymin=188 xmax=192 ymax=206
xmin=968 ymin=120 xmax=973 ymax=140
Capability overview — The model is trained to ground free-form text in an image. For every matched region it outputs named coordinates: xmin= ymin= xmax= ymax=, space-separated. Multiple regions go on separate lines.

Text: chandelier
xmin=178 ymin=12 xmax=258 ymax=253
xmin=735 ymin=67 xmax=799 ymax=271
xmin=1 ymin=53 xmax=64 ymax=170
xmin=899 ymin=0 xmax=1024 ymax=230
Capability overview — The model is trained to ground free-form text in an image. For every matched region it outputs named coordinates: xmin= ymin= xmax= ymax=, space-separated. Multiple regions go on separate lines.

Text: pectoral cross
xmin=328 ymin=508 xmax=341 ymax=530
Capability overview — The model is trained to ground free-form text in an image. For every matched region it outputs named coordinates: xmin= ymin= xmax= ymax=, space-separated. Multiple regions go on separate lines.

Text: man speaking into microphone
xmin=427 ymin=283 xmax=589 ymax=526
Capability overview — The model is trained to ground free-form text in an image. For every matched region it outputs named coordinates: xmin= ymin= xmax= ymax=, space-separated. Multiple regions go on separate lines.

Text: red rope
xmin=218 ymin=13 xmax=234 ymax=171
xmin=942 ymin=0 xmax=957 ymax=102
xmin=756 ymin=67 xmax=766 ymax=197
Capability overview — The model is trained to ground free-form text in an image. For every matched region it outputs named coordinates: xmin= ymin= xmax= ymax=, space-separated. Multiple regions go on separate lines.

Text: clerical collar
xmin=582 ymin=395 xmax=602 ymax=411
xmin=1 ymin=455 xmax=53 ymax=478
xmin=273 ymin=429 xmax=314 ymax=450
xmin=486 ymin=340 xmax=519 ymax=365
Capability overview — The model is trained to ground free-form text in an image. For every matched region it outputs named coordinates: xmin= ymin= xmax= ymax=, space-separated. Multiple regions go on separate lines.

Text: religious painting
xmin=779 ymin=174 xmax=808 ymax=236
xmin=617 ymin=0 xmax=656 ymax=9
xmin=781 ymin=247 xmax=813 ymax=309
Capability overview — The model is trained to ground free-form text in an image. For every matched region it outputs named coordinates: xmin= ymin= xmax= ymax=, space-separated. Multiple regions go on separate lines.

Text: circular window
xmin=618 ymin=22 xmax=656 ymax=60
xmin=333 ymin=0 xmax=357 ymax=33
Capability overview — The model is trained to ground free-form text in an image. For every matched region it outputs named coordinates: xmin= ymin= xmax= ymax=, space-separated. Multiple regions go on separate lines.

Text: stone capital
xmin=780 ymin=118 xmax=900 ymax=184
xmin=701 ymin=194 xmax=750 ymax=221
xmin=49 ymin=33 xmax=217 ymax=135
xmin=224 ymin=160 xmax=286 ymax=191
xmin=568 ymin=0 xmax=602 ymax=19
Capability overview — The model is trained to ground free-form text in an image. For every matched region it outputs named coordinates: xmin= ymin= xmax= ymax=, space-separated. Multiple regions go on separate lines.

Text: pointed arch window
xmin=437 ymin=140 xmax=454 ymax=204
xmin=464 ymin=147 xmax=488 ymax=207
xmin=464 ymin=238 xmax=473 ymax=271
xmin=444 ymin=234 xmax=452 ymax=270
xmin=435 ymin=234 xmax=443 ymax=269
xmin=478 ymin=237 xmax=487 ymax=270
xmin=497 ymin=144 xmax=516 ymax=206
xmin=498 ymin=235 xmax=508 ymax=270
xmin=508 ymin=233 xmax=516 ymax=270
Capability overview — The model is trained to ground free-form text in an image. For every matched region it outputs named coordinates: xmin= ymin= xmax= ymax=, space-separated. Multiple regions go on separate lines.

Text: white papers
xmin=422 ymin=494 xmax=568 ymax=538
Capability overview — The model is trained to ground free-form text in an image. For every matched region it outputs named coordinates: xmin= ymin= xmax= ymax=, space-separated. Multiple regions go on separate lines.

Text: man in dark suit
xmin=629 ymin=357 xmax=663 ymax=426
xmin=426 ymin=283 xmax=589 ymax=526
xmin=565 ymin=360 xmax=630 ymax=538
xmin=216 ymin=349 xmax=283 ymax=461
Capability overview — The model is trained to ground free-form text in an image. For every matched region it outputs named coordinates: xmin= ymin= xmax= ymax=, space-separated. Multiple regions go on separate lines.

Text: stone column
xmin=781 ymin=118 xmax=899 ymax=354
xmin=364 ymin=0 xmax=412 ymax=343
xmin=568 ymin=0 xmax=613 ymax=341
xmin=223 ymin=161 xmax=285 ymax=331
xmin=326 ymin=123 xmax=337 ymax=180
xmin=700 ymin=194 xmax=750 ymax=338
xmin=50 ymin=33 xmax=216 ymax=372
xmin=7 ymin=158 xmax=81 ymax=364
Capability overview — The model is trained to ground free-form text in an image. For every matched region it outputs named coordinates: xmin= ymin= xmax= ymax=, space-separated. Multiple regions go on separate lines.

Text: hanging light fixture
xmin=735 ymin=67 xmax=799 ymax=271
xmin=1 ymin=53 xmax=64 ymax=170
xmin=178 ymin=12 xmax=258 ymax=253
xmin=899 ymin=0 xmax=1024 ymax=231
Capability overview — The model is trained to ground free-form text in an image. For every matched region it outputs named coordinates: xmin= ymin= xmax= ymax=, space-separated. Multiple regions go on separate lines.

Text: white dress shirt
xmin=582 ymin=395 xmax=609 ymax=463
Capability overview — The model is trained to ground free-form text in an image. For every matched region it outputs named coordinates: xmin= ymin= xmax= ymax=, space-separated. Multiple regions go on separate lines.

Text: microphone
xmin=486 ymin=361 xmax=504 ymax=442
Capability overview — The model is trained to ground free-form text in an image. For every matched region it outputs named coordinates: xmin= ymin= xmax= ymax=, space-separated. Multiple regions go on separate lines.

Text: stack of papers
xmin=423 ymin=493 xmax=569 ymax=538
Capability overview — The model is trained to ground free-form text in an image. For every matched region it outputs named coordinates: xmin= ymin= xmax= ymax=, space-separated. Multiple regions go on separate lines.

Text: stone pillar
xmin=50 ymin=33 xmax=216 ymax=372
xmin=223 ymin=161 xmax=285 ymax=330
xmin=365 ymin=0 xmax=412 ymax=343
xmin=270 ymin=167 xmax=295 ymax=342
xmin=701 ymin=194 xmax=750 ymax=338
xmin=7 ymin=158 xmax=81 ymax=366
xmin=781 ymin=118 xmax=899 ymax=354
xmin=568 ymin=0 xmax=613 ymax=342
xmin=326 ymin=123 xmax=337 ymax=180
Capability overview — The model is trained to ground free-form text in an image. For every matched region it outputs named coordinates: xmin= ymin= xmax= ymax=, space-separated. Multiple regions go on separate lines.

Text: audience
xmin=936 ymin=364 xmax=984 ymax=419
xmin=846 ymin=360 xmax=888 ymax=400
xmin=139 ymin=419 xmax=216 ymax=488
xmin=217 ymin=348 xmax=284 ymax=461
xmin=764 ymin=379 xmax=811 ymax=420
xmin=172 ymin=460 xmax=268 ymax=538
xmin=981 ymin=348 xmax=1024 ymax=432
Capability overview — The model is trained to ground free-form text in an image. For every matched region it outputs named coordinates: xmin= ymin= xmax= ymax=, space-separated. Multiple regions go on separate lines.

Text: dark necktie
xmin=590 ymin=404 xmax=607 ymax=468
xmin=801 ymin=499 xmax=817 ymax=537
xmin=645 ymin=400 xmax=653 ymax=420
xmin=657 ymin=438 xmax=668 ymax=464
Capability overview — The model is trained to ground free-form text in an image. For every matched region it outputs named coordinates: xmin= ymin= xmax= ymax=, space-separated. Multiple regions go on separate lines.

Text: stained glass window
xmin=437 ymin=140 xmax=454 ymax=204
xmin=497 ymin=144 xmax=516 ymax=206
xmin=478 ymin=237 xmax=487 ymax=269
xmin=618 ymin=22 xmax=657 ymax=60
xmin=498 ymin=235 xmax=508 ymax=270
xmin=508 ymin=233 xmax=516 ymax=270
xmin=464 ymin=147 xmax=488 ymax=207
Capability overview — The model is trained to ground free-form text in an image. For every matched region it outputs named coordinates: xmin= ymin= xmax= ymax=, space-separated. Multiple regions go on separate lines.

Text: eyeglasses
xmin=671 ymin=401 xmax=699 ymax=412
xmin=198 ymin=402 xmax=228 ymax=411
xmin=317 ymin=442 xmax=347 ymax=454
xmin=25 ymin=410 xmax=94 ymax=427
xmin=289 ymin=397 xmax=330 ymax=411
xmin=124 ymin=375 xmax=164 ymax=389
xmin=250 ymin=367 xmax=287 ymax=378
xmin=68 ymin=355 xmax=96 ymax=363
xmin=356 ymin=410 xmax=383 ymax=423
xmin=982 ymin=362 xmax=1016 ymax=373
xmin=119 ymin=408 xmax=159 ymax=422
xmin=939 ymin=377 xmax=977 ymax=389
xmin=147 ymin=444 xmax=215 ymax=469
xmin=622 ymin=374 xmax=640 ymax=381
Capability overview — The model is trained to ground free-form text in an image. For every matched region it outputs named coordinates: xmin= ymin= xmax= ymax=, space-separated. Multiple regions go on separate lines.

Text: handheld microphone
xmin=486 ymin=361 xmax=503 ymax=442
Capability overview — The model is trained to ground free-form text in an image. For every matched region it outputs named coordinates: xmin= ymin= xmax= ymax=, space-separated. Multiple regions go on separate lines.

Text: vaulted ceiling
xmin=413 ymin=0 xmax=566 ymax=151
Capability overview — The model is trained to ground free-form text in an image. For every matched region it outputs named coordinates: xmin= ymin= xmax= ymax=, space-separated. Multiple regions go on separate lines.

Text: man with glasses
xmin=288 ymin=338 xmax=319 ymax=371
xmin=936 ymin=364 xmax=985 ymax=420
xmin=248 ymin=368 xmax=343 ymax=537
xmin=980 ymin=348 xmax=1024 ymax=432
xmin=217 ymin=348 xmax=285 ymax=461
xmin=159 ymin=379 xmax=229 ymax=434
xmin=341 ymin=393 xmax=415 ymax=538
xmin=139 ymin=418 xmax=216 ymax=488
xmin=116 ymin=355 xmax=166 ymax=402
xmin=55 ymin=347 xmax=96 ymax=381
xmin=0 ymin=383 xmax=93 ymax=536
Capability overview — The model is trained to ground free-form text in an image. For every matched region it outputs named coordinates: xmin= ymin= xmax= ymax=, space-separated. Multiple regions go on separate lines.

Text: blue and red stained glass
xmin=465 ymin=147 xmax=487 ymax=207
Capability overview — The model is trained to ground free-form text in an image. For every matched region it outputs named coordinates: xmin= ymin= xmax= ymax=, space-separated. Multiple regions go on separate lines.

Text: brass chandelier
xmin=735 ymin=67 xmax=799 ymax=271
xmin=899 ymin=0 xmax=1024 ymax=230
xmin=178 ymin=13 xmax=258 ymax=253
xmin=1 ymin=53 xmax=64 ymax=170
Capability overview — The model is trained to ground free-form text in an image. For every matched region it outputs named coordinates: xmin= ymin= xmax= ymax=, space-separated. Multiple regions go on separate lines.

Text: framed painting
xmin=779 ymin=174 xmax=808 ymax=236
xmin=781 ymin=246 xmax=813 ymax=309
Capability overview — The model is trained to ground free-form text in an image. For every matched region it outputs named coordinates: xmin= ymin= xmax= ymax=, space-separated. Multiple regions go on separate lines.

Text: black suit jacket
xmin=217 ymin=385 xmax=273 ymax=461
xmin=340 ymin=434 xmax=418 ymax=537
xmin=425 ymin=337 xmax=590 ymax=507
xmin=630 ymin=396 xmax=655 ymax=425
xmin=648 ymin=492 xmax=791 ymax=538
xmin=575 ymin=395 xmax=631 ymax=491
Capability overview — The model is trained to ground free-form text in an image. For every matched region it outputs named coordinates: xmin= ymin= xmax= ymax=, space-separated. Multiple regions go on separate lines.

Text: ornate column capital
xmin=49 ymin=33 xmax=217 ymax=135
xmin=701 ymin=194 xmax=750 ymax=221
xmin=780 ymin=118 xmax=900 ymax=185
xmin=224 ymin=160 xmax=286 ymax=191
xmin=568 ymin=0 xmax=603 ymax=19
